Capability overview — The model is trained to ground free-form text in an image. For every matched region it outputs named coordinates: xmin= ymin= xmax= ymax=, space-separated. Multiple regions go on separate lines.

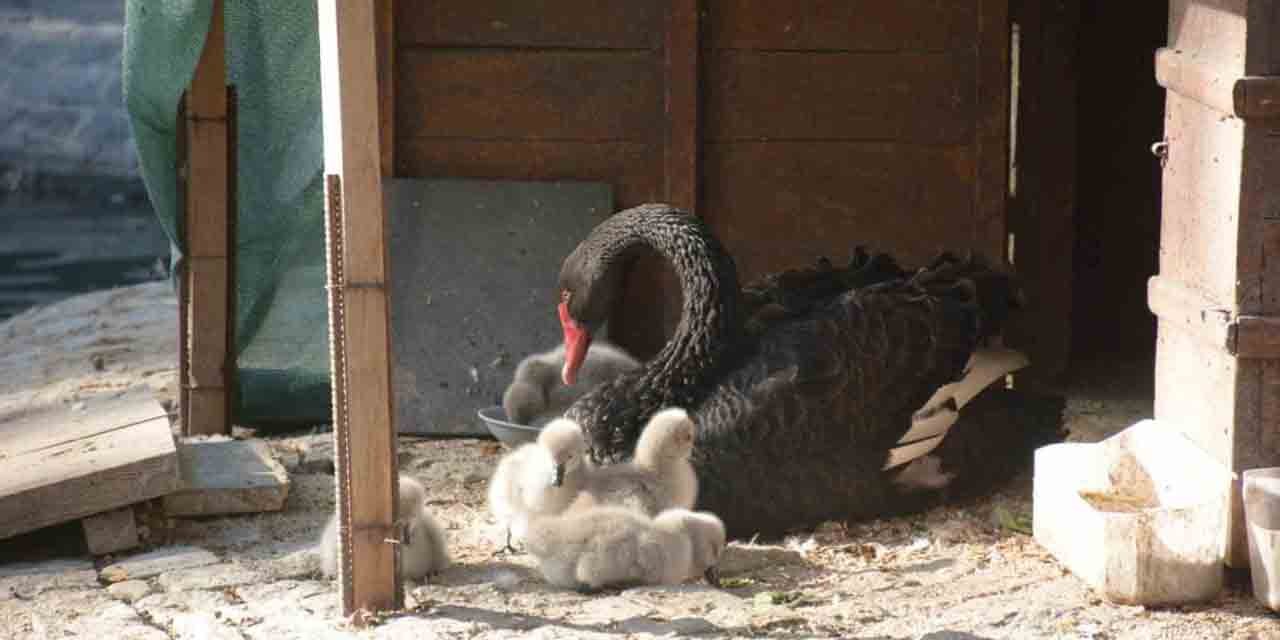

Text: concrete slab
xmin=100 ymin=545 xmax=220 ymax=583
xmin=384 ymin=178 xmax=613 ymax=436
xmin=157 ymin=563 xmax=263 ymax=592
xmin=163 ymin=440 xmax=290 ymax=517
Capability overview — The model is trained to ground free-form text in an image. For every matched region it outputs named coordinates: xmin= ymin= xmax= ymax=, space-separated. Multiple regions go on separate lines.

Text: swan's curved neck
xmin=599 ymin=206 xmax=741 ymax=391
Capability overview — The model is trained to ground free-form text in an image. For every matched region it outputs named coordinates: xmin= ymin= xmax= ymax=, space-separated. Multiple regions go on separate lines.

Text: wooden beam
xmin=663 ymin=0 xmax=701 ymax=212
xmin=973 ymin=0 xmax=1011 ymax=254
xmin=182 ymin=0 xmax=233 ymax=436
xmin=1147 ymin=275 xmax=1235 ymax=353
xmin=1006 ymin=0 xmax=1078 ymax=382
xmin=375 ymin=0 xmax=396 ymax=177
xmin=316 ymin=0 xmax=401 ymax=615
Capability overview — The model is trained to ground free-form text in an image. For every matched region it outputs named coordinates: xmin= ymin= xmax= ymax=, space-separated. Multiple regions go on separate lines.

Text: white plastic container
xmin=1033 ymin=419 xmax=1229 ymax=605
xmin=1243 ymin=467 xmax=1280 ymax=612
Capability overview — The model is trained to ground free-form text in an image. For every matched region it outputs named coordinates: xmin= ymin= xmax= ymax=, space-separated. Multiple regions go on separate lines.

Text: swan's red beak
xmin=559 ymin=301 xmax=591 ymax=386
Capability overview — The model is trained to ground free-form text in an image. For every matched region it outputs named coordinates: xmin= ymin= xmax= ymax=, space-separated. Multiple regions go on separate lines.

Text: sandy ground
xmin=1 ymin=282 xmax=1278 ymax=640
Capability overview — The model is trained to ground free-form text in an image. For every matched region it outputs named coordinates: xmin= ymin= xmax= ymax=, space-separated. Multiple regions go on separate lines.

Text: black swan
xmin=556 ymin=204 xmax=1066 ymax=539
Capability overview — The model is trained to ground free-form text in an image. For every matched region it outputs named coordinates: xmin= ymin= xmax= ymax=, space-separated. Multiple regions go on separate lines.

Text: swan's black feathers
xmin=561 ymin=205 xmax=1065 ymax=538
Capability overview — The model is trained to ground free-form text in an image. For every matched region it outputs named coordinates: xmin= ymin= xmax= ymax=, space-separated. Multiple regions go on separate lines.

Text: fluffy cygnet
xmin=523 ymin=506 xmax=691 ymax=592
xmin=319 ymin=475 xmax=449 ymax=581
xmin=502 ymin=342 xmax=640 ymax=427
xmin=570 ymin=407 xmax=698 ymax=516
xmin=487 ymin=418 xmax=589 ymax=551
xmin=656 ymin=509 xmax=727 ymax=586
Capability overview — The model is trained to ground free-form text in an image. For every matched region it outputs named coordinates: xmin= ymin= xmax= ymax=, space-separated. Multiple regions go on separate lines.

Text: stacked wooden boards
xmin=0 ymin=393 xmax=289 ymax=555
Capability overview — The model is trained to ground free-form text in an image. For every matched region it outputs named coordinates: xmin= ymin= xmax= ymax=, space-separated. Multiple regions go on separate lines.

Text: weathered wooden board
xmin=398 ymin=0 xmax=662 ymax=49
xmin=81 ymin=507 xmax=140 ymax=556
xmin=385 ymin=178 xmax=613 ymax=435
xmin=704 ymin=0 xmax=975 ymax=51
xmin=704 ymin=51 xmax=974 ymax=143
xmin=396 ymin=50 xmax=662 ymax=140
xmin=162 ymin=440 xmax=290 ymax=517
xmin=0 ymin=395 xmax=178 ymax=541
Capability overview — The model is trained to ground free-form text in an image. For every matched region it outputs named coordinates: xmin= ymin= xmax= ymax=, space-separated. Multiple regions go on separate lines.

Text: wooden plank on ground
xmin=162 ymin=440 xmax=290 ymax=517
xmin=318 ymin=0 xmax=401 ymax=614
xmin=396 ymin=49 xmax=662 ymax=140
xmin=0 ymin=395 xmax=178 ymax=542
xmin=183 ymin=0 xmax=232 ymax=437
xmin=81 ymin=507 xmax=140 ymax=556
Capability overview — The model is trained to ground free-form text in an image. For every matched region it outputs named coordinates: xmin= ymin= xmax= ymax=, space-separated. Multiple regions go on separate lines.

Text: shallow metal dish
xmin=477 ymin=406 xmax=541 ymax=447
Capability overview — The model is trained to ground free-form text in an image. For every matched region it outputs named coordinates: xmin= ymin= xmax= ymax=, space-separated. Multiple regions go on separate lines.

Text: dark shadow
xmin=1072 ymin=0 xmax=1168 ymax=364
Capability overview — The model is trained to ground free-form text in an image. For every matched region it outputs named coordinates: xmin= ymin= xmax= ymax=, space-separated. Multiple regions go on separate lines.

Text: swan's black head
xmin=557 ymin=237 xmax=629 ymax=386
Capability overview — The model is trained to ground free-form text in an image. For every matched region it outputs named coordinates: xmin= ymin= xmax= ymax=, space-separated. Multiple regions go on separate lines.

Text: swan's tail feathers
xmin=740 ymin=247 xmax=906 ymax=336
xmin=909 ymin=252 xmax=1024 ymax=340
xmin=929 ymin=386 xmax=1067 ymax=499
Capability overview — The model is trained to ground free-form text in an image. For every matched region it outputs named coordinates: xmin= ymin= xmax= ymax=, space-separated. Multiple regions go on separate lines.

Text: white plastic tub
xmin=1244 ymin=467 xmax=1280 ymax=612
xmin=1033 ymin=419 xmax=1230 ymax=605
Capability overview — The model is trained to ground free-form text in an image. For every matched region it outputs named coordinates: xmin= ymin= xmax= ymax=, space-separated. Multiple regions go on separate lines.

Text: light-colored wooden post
xmin=316 ymin=0 xmax=401 ymax=614
xmin=182 ymin=0 xmax=233 ymax=437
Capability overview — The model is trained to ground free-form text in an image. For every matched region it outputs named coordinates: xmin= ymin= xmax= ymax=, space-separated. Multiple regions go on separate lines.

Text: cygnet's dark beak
xmin=703 ymin=565 xmax=721 ymax=588
xmin=551 ymin=462 xmax=566 ymax=487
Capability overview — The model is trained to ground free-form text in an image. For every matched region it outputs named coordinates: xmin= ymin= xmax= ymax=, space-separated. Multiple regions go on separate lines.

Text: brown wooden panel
xmin=972 ymin=0 xmax=1009 ymax=271
xmin=397 ymin=49 xmax=661 ymax=140
xmin=705 ymin=0 xmax=977 ymax=52
xmin=1159 ymin=93 xmax=1244 ymax=305
xmin=704 ymin=51 xmax=973 ymax=144
xmin=396 ymin=139 xmax=660 ymax=207
xmin=702 ymin=141 xmax=989 ymax=283
xmin=398 ymin=0 xmax=662 ymax=49
xmin=664 ymin=0 xmax=701 ymax=211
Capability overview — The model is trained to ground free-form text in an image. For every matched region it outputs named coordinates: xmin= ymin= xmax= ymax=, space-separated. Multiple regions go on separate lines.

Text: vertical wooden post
xmin=663 ymin=0 xmax=701 ymax=212
xmin=973 ymin=0 xmax=1011 ymax=257
xmin=1006 ymin=0 xmax=1078 ymax=382
xmin=182 ymin=0 xmax=234 ymax=437
xmin=316 ymin=0 xmax=401 ymax=614
xmin=375 ymin=0 xmax=396 ymax=178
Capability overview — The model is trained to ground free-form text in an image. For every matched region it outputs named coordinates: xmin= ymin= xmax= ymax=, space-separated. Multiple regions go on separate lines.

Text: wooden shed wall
xmin=392 ymin=1 xmax=1016 ymax=360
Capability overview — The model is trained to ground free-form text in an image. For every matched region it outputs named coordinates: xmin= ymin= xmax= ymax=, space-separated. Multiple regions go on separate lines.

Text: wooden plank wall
xmin=701 ymin=0 xmax=1005 ymax=284
xmin=394 ymin=1 xmax=1011 ymax=356
xmin=395 ymin=2 xmax=669 ymax=354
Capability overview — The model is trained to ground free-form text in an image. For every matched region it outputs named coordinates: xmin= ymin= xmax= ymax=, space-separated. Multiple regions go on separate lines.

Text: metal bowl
xmin=477 ymin=406 xmax=541 ymax=447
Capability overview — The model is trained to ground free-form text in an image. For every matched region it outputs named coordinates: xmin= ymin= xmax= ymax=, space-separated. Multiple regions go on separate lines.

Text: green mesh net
xmin=125 ymin=0 xmax=330 ymax=427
